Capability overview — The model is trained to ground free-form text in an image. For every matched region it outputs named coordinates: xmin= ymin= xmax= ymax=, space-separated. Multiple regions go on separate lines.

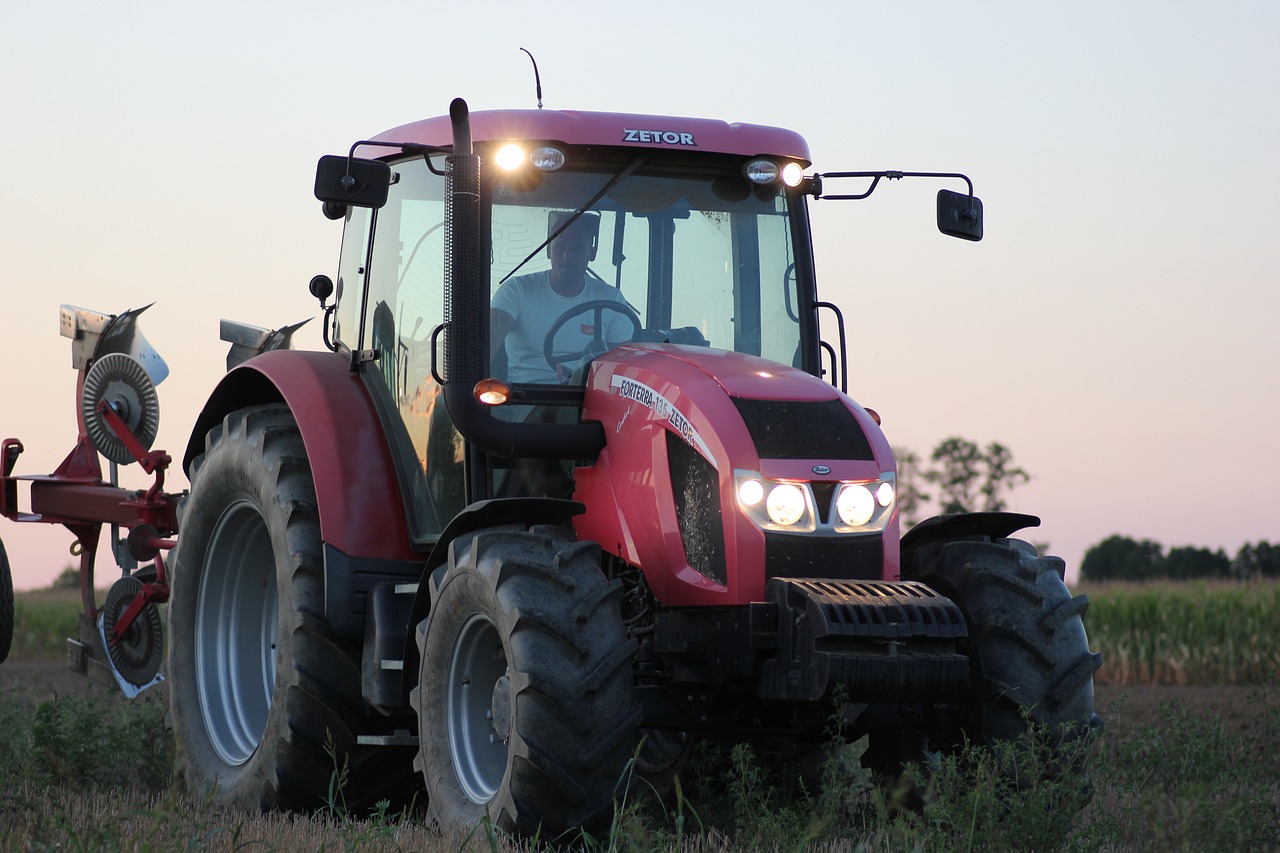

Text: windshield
xmin=489 ymin=161 xmax=802 ymax=384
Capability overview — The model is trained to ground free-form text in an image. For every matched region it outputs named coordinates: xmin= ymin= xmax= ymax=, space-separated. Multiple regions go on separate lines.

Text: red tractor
xmin=1 ymin=97 xmax=1101 ymax=836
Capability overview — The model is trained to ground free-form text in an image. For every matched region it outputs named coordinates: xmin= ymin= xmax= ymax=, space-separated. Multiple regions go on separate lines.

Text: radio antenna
xmin=520 ymin=47 xmax=543 ymax=109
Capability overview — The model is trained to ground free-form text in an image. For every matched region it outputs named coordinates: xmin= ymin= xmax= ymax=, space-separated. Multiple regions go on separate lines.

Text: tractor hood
xmin=586 ymin=343 xmax=893 ymax=478
xmin=573 ymin=344 xmax=900 ymax=607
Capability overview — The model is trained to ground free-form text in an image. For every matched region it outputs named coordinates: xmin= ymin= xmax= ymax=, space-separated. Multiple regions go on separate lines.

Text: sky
xmin=2 ymin=1 xmax=1278 ymax=589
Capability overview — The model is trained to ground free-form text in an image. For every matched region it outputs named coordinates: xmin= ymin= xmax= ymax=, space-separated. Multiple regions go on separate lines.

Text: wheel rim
xmin=446 ymin=612 xmax=509 ymax=804
xmin=195 ymin=500 xmax=279 ymax=766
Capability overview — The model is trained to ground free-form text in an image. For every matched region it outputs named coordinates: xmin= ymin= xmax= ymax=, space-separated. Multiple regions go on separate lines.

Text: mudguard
xmin=899 ymin=511 xmax=1041 ymax=576
xmin=184 ymin=349 xmax=416 ymax=562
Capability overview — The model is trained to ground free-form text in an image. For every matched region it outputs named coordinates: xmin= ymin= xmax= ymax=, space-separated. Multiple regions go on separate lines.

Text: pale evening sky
xmin=2 ymin=1 xmax=1277 ymax=588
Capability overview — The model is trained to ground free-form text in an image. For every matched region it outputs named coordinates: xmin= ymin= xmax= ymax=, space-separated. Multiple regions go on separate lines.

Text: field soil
xmin=1094 ymin=683 xmax=1280 ymax=738
xmin=4 ymin=660 xmax=1276 ymax=735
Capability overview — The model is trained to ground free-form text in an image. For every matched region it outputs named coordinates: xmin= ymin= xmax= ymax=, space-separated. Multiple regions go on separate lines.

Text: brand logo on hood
xmin=812 ymin=465 xmax=831 ymax=475
xmin=623 ymin=128 xmax=696 ymax=146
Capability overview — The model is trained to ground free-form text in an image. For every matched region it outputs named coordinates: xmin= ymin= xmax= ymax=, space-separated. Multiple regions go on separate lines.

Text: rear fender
xmin=184 ymin=350 xmax=415 ymax=561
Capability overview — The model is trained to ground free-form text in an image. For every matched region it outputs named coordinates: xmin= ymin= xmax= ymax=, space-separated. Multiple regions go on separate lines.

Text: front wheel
xmin=910 ymin=537 xmax=1103 ymax=763
xmin=413 ymin=525 xmax=641 ymax=838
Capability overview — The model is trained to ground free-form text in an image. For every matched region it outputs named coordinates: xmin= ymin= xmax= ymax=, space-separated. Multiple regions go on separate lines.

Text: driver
xmin=490 ymin=212 xmax=634 ymax=384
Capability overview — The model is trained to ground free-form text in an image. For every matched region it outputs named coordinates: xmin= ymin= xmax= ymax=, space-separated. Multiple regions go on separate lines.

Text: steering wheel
xmin=542 ymin=299 xmax=642 ymax=374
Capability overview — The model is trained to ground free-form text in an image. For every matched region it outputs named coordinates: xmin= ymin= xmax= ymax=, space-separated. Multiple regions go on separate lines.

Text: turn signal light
xmin=473 ymin=378 xmax=510 ymax=406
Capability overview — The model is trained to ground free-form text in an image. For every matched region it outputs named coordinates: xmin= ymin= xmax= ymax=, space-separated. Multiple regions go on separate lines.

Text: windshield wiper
xmin=499 ymin=157 xmax=645 ymax=285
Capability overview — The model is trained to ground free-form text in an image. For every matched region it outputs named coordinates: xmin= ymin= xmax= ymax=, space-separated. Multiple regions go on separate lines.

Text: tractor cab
xmin=316 ymin=105 xmax=833 ymax=543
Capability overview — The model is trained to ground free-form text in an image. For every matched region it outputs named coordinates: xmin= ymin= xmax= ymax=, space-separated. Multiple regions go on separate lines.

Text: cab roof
xmin=370 ymin=108 xmax=812 ymax=166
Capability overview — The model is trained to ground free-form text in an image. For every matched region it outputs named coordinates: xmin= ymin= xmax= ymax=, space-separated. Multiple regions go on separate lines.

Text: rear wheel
xmin=413 ymin=525 xmax=641 ymax=837
xmin=0 ymin=537 xmax=13 ymax=664
xmin=167 ymin=404 xmax=407 ymax=810
xmin=910 ymin=537 xmax=1103 ymax=765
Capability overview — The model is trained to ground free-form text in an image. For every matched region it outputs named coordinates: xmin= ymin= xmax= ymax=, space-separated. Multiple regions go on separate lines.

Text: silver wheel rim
xmin=447 ymin=612 xmax=508 ymax=804
xmin=195 ymin=500 xmax=279 ymax=766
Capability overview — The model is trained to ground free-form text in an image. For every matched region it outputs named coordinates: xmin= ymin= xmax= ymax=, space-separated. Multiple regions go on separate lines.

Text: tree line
xmin=1079 ymin=535 xmax=1280 ymax=582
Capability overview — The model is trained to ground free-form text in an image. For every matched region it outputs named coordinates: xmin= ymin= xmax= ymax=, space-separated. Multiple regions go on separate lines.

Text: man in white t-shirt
xmin=490 ymin=212 xmax=635 ymax=384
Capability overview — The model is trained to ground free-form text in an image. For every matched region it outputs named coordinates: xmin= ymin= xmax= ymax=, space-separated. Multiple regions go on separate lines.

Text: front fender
xmin=899 ymin=511 xmax=1040 ymax=578
xmin=184 ymin=350 xmax=415 ymax=561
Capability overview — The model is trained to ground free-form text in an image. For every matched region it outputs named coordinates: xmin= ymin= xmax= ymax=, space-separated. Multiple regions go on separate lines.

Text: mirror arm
xmin=809 ymin=170 xmax=974 ymax=202
xmin=349 ymin=139 xmax=452 ymax=175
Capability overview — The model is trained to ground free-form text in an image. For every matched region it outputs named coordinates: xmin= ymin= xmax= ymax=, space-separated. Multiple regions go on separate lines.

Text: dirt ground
xmin=1094 ymin=682 xmax=1280 ymax=738
xmin=4 ymin=660 xmax=1277 ymax=736
xmin=1 ymin=659 xmax=128 ymax=701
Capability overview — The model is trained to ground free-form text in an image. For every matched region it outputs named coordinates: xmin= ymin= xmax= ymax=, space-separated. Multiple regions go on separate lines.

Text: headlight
xmin=530 ymin=146 xmax=566 ymax=171
xmin=734 ymin=472 xmax=816 ymax=532
xmin=832 ymin=473 xmax=896 ymax=533
xmin=766 ymin=483 xmax=807 ymax=526
xmin=743 ymin=159 xmax=781 ymax=185
xmin=835 ymin=484 xmax=875 ymax=527
xmin=495 ymin=143 xmax=525 ymax=171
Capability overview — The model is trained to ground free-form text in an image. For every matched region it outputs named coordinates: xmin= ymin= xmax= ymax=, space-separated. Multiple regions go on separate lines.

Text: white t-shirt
xmin=491 ymin=271 xmax=634 ymax=384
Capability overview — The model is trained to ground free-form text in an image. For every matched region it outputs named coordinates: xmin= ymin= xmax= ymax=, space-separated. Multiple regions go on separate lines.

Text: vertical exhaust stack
xmin=440 ymin=98 xmax=606 ymax=460
xmin=443 ymin=98 xmax=483 ymax=388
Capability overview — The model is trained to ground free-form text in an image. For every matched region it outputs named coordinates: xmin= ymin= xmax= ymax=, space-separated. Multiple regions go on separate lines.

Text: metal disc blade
xmin=81 ymin=353 xmax=160 ymax=466
xmin=103 ymin=575 xmax=163 ymax=687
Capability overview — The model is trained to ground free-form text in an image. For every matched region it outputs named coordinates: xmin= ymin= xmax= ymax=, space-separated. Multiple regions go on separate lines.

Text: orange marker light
xmin=474 ymin=378 xmax=510 ymax=406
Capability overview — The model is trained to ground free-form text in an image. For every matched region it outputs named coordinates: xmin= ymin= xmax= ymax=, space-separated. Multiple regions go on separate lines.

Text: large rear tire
xmin=167 ymin=404 xmax=407 ymax=811
xmin=0 ymin=537 xmax=13 ymax=664
xmin=910 ymin=537 xmax=1103 ymax=760
xmin=413 ymin=525 xmax=641 ymax=838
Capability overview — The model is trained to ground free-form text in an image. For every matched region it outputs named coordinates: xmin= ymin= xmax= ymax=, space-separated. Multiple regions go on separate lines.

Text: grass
xmin=4 ymin=686 xmax=1272 ymax=852
xmin=2 ymin=584 xmax=1278 ymax=850
xmin=8 ymin=586 xmax=88 ymax=662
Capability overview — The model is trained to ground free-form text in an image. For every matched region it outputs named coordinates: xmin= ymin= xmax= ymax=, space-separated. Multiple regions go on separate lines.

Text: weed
xmin=26 ymin=690 xmax=170 ymax=792
xmin=905 ymin=721 xmax=1095 ymax=852
xmin=321 ymin=728 xmax=352 ymax=821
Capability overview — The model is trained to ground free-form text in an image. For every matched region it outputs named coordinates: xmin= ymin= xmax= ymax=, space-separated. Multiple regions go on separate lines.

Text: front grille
xmin=667 ymin=431 xmax=726 ymax=584
xmin=732 ymin=397 xmax=874 ymax=461
xmin=765 ymin=532 xmax=884 ymax=581
xmin=760 ymin=578 xmax=970 ymax=702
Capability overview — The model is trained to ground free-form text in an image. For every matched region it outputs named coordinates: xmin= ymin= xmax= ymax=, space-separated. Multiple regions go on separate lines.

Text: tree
xmin=920 ymin=437 xmax=1030 ymax=515
xmin=51 ymin=565 xmax=79 ymax=590
xmin=1080 ymin=535 xmax=1165 ymax=582
xmin=1164 ymin=545 xmax=1231 ymax=580
xmin=892 ymin=446 xmax=930 ymax=528
xmin=1232 ymin=541 xmax=1280 ymax=579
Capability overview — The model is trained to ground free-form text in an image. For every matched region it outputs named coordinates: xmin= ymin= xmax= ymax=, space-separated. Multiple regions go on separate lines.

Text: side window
xmin=756 ymin=212 xmax=799 ymax=366
xmin=333 ymin=207 xmax=371 ymax=351
xmin=358 ymin=160 xmax=463 ymax=538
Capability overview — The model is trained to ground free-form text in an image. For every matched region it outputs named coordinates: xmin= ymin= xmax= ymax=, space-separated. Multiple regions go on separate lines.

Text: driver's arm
xmin=490 ymin=307 xmax=515 ymax=367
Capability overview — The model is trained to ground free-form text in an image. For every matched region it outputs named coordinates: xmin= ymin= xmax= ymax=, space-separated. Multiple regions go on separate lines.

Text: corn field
xmin=1080 ymin=580 xmax=1280 ymax=686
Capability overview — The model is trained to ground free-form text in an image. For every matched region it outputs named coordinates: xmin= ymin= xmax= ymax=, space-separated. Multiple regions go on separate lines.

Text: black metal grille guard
xmin=758 ymin=578 xmax=971 ymax=703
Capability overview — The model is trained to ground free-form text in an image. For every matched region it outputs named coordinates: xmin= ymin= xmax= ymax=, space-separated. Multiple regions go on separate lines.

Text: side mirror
xmin=937 ymin=189 xmax=983 ymax=241
xmin=314 ymin=155 xmax=391 ymax=212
